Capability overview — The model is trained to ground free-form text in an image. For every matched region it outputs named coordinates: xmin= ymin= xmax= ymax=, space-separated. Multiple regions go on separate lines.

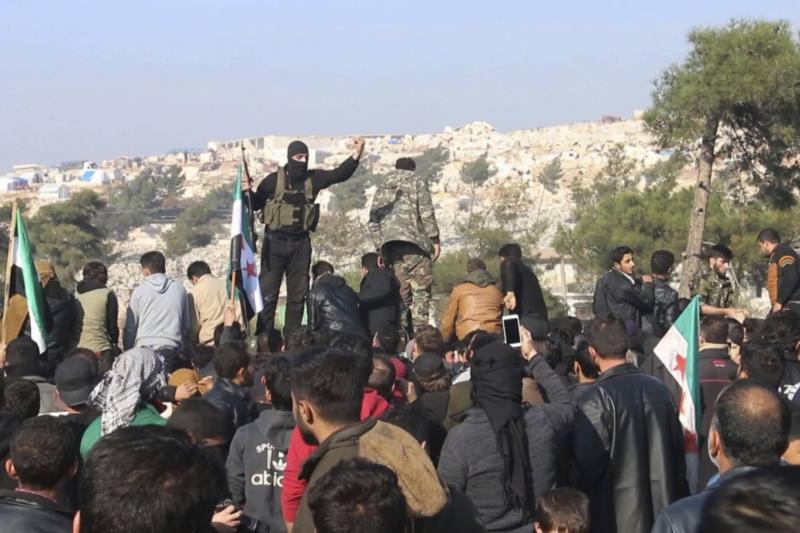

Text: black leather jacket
xmin=572 ymin=363 xmax=688 ymax=533
xmin=592 ymin=269 xmax=654 ymax=333
xmin=358 ymin=268 xmax=401 ymax=336
xmin=651 ymin=466 xmax=759 ymax=533
xmin=203 ymin=378 xmax=257 ymax=429
xmin=309 ymin=274 xmax=366 ymax=338
xmin=0 ymin=489 xmax=73 ymax=533
xmin=642 ymin=280 xmax=678 ymax=337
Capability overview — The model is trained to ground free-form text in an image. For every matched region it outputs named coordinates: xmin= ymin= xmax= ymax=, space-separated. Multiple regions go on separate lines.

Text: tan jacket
xmin=440 ymin=270 xmax=503 ymax=341
xmin=188 ymin=274 xmax=239 ymax=345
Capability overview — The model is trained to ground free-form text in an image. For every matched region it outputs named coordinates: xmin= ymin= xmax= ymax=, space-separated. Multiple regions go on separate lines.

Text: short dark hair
xmin=263 ymin=356 xmax=293 ymax=411
xmin=312 ymin=261 xmax=334 ymax=279
xmin=291 ymin=350 xmax=366 ymax=425
xmin=139 ymin=251 xmax=166 ymax=274
xmin=190 ymin=345 xmax=215 ymax=372
xmin=82 ymin=261 xmax=108 ymax=284
xmin=80 ymin=425 xmax=227 ymax=533
xmin=586 ymin=317 xmax=629 ymax=359
xmin=573 ymin=343 xmax=600 ymax=379
xmin=213 ymin=344 xmax=249 ymax=379
xmin=650 ymin=250 xmax=675 ymax=276
xmin=10 ymin=416 xmax=76 ymax=490
xmin=4 ymin=336 xmax=40 ymax=377
xmin=285 ymin=326 xmax=317 ymax=352
xmin=4 ymin=379 xmax=40 ymax=420
xmin=375 ymin=326 xmax=401 ymax=355
xmin=535 ymin=487 xmax=590 ymax=533
xmin=757 ymin=228 xmax=781 ymax=244
xmin=307 ymin=457 xmax=409 ymax=533
xmin=700 ymin=465 xmax=800 ymax=533
xmin=610 ymin=246 xmax=634 ymax=266
xmin=760 ymin=310 xmax=800 ymax=350
xmin=382 ymin=403 xmax=447 ymax=465
xmin=369 ymin=356 xmax=396 ymax=401
xmin=257 ymin=328 xmax=284 ymax=355
xmin=415 ymin=326 xmax=443 ymax=356
xmin=701 ymin=315 xmax=729 ymax=344
xmin=714 ymin=380 xmax=790 ymax=467
xmin=708 ymin=244 xmax=733 ymax=262
xmin=466 ymin=258 xmax=486 ymax=273
xmin=498 ymin=243 xmax=522 ymax=259
xmin=740 ymin=341 xmax=786 ymax=389
xmin=361 ymin=253 xmax=380 ymax=271
xmin=167 ymin=398 xmax=233 ymax=446
xmin=727 ymin=318 xmax=744 ymax=347
xmin=186 ymin=261 xmax=211 ymax=279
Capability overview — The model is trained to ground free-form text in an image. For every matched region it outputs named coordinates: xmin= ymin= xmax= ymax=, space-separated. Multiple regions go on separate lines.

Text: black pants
xmin=258 ymin=233 xmax=312 ymax=334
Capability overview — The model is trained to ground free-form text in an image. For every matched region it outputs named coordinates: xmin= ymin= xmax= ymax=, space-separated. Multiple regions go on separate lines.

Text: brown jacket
xmin=440 ymin=270 xmax=503 ymax=341
xmin=294 ymin=419 xmax=484 ymax=533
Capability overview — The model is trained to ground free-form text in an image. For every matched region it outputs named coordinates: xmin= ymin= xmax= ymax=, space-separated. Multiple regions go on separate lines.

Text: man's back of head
xmin=374 ymin=325 xmax=401 ymax=355
xmin=535 ymin=487 xmax=590 ymax=533
xmin=79 ymin=425 xmax=226 ymax=533
xmin=739 ymin=341 xmax=786 ymax=389
xmin=498 ymin=243 xmax=522 ymax=260
xmin=82 ymin=261 xmax=108 ymax=284
xmin=4 ymin=336 xmax=41 ymax=378
xmin=262 ymin=355 xmax=293 ymax=411
xmin=4 ymin=379 xmax=40 ymax=420
xmin=284 ymin=326 xmax=317 ymax=352
xmin=139 ymin=251 xmax=166 ymax=275
xmin=700 ymin=465 xmax=800 ymax=533
xmin=760 ymin=310 xmax=800 ymax=354
xmin=712 ymin=380 xmax=790 ymax=469
xmin=186 ymin=261 xmax=212 ymax=281
xmin=311 ymin=261 xmax=334 ymax=281
xmin=701 ymin=315 xmax=730 ymax=345
xmin=307 ymin=457 xmax=409 ymax=533
xmin=361 ymin=253 xmax=380 ymax=273
xmin=414 ymin=326 xmax=443 ymax=357
xmin=369 ymin=355 xmax=396 ymax=401
xmin=650 ymin=250 xmax=675 ymax=277
xmin=466 ymin=258 xmax=486 ymax=274
xmin=167 ymin=398 xmax=234 ymax=449
xmin=7 ymin=416 xmax=77 ymax=492
xmin=586 ymin=317 xmax=629 ymax=361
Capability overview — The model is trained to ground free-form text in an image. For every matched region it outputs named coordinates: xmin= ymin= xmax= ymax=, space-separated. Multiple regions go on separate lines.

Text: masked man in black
xmin=246 ymin=137 xmax=365 ymax=334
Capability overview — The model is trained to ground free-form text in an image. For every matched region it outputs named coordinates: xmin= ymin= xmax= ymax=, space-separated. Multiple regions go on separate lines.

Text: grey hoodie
xmin=123 ymin=273 xmax=190 ymax=350
xmin=226 ymin=408 xmax=295 ymax=532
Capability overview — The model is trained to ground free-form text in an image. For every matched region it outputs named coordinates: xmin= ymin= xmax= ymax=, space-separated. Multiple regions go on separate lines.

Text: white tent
xmin=39 ymin=183 xmax=71 ymax=201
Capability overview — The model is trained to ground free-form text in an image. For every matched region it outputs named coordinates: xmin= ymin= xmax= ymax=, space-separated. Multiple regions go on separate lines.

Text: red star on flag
xmin=672 ymin=353 xmax=687 ymax=380
xmin=244 ymin=260 xmax=257 ymax=278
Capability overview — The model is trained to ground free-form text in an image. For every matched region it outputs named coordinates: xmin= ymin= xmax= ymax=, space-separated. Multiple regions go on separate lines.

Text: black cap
xmin=519 ymin=316 xmax=549 ymax=340
xmin=54 ymin=357 xmax=97 ymax=407
xmin=395 ymin=157 xmax=416 ymax=171
xmin=413 ymin=354 xmax=446 ymax=380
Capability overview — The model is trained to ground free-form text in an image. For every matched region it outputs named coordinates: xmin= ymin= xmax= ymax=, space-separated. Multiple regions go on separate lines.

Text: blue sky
xmin=1 ymin=0 xmax=798 ymax=171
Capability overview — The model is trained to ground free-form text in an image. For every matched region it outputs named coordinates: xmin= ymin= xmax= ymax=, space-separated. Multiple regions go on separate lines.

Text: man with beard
xmin=592 ymin=246 xmax=654 ymax=336
xmin=246 ymin=138 xmax=366 ymax=334
xmin=690 ymin=244 xmax=747 ymax=320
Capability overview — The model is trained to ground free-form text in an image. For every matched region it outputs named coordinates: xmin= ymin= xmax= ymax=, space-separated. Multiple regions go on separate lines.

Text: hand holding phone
xmin=503 ymin=314 xmax=521 ymax=348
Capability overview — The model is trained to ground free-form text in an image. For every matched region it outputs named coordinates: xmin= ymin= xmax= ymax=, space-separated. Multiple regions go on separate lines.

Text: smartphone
xmin=503 ymin=314 xmax=521 ymax=348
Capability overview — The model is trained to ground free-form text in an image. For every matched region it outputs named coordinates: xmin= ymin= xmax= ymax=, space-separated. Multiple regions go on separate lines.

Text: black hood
xmin=286 ymin=140 xmax=310 ymax=178
xmin=76 ymin=279 xmax=106 ymax=294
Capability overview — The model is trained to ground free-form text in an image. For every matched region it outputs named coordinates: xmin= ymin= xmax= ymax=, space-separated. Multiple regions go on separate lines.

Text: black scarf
xmin=471 ymin=341 xmax=534 ymax=515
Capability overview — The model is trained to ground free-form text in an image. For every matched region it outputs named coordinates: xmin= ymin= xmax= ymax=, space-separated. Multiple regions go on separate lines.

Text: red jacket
xmin=280 ymin=388 xmax=390 ymax=523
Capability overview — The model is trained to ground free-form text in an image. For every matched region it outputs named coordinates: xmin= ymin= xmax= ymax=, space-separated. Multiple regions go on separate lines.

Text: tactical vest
xmin=261 ymin=168 xmax=320 ymax=232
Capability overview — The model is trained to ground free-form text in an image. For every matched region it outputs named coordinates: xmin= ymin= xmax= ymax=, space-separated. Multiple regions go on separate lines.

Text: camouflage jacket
xmin=691 ymin=265 xmax=733 ymax=309
xmin=367 ymin=169 xmax=439 ymax=254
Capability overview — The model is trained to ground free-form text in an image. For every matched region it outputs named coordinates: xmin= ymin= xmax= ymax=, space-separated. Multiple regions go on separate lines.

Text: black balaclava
xmin=395 ymin=157 xmax=416 ymax=171
xmin=471 ymin=341 xmax=534 ymax=516
xmin=286 ymin=140 xmax=310 ymax=178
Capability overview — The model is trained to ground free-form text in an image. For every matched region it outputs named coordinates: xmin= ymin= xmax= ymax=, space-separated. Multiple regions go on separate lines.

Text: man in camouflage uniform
xmin=368 ymin=157 xmax=441 ymax=333
xmin=690 ymin=244 xmax=747 ymax=320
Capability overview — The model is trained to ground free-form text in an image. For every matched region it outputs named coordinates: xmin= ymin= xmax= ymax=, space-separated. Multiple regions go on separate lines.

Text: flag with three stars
xmin=654 ymin=295 xmax=700 ymax=492
xmin=230 ymin=166 xmax=263 ymax=319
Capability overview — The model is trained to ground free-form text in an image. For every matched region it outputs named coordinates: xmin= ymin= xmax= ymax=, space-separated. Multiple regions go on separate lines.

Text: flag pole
xmin=0 ymin=202 xmax=18 ymax=359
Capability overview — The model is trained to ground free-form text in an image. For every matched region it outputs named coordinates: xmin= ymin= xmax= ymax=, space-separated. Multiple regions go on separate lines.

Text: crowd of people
xmin=0 ymin=140 xmax=798 ymax=533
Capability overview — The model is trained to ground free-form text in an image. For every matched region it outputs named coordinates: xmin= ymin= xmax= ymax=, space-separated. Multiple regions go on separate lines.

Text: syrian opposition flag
xmin=229 ymin=166 xmax=263 ymax=320
xmin=6 ymin=209 xmax=48 ymax=353
xmin=653 ymin=296 xmax=701 ymax=492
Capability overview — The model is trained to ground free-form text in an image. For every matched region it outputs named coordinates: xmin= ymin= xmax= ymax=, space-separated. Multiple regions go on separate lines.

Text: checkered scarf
xmin=89 ymin=346 xmax=168 ymax=436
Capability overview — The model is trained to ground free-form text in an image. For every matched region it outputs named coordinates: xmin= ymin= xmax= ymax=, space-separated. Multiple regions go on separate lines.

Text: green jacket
xmin=690 ymin=265 xmax=734 ymax=309
xmin=80 ymin=403 xmax=166 ymax=460
xmin=368 ymin=170 xmax=440 ymax=255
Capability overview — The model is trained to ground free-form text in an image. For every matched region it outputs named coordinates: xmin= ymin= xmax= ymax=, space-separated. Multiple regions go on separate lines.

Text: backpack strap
xmin=275 ymin=167 xmax=286 ymax=202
